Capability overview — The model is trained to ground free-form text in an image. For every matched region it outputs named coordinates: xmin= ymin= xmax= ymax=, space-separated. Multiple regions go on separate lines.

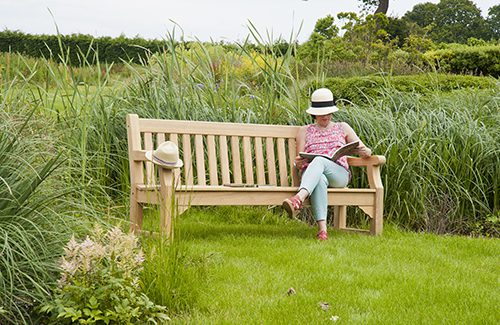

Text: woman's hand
xmin=356 ymin=146 xmax=372 ymax=158
xmin=294 ymin=156 xmax=308 ymax=169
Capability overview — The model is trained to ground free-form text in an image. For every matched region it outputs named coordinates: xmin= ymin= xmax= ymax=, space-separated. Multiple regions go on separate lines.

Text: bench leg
xmin=159 ymin=169 xmax=175 ymax=239
xmin=129 ymin=188 xmax=143 ymax=233
xmin=370 ymin=189 xmax=384 ymax=235
xmin=333 ymin=205 xmax=347 ymax=230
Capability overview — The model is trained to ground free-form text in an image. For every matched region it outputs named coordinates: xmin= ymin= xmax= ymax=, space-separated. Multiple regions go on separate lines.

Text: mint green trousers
xmin=299 ymin=157 xmax=349 ymax=221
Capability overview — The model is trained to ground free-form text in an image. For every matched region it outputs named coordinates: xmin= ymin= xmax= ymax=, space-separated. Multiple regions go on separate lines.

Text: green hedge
xmin=320 ymin=74 xmax=498 ymax=104
xmin=0 ymin=30 xmax=166 ymax=65
xmin=423 ymin=45 xmax=500 ymax=77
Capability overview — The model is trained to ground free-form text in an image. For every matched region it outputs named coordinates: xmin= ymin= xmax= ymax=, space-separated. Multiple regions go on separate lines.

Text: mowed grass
xmin=141 ymin=207 xmax=500 ymax=324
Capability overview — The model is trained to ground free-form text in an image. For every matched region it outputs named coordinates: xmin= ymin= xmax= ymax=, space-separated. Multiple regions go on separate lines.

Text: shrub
xmin=319 ymin=73 xmax=498 ymax=104
xmin=40 ymin=226 xmax=170 ymax=324
xmin=423 ymin=44 xmax=500 ymax=77
xmin=0 ymin=30 xmax=166 ymax=65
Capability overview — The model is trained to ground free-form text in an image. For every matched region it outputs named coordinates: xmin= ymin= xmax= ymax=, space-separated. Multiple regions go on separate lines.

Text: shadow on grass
xmin=177 ymin=222 xmax=315 ymax=241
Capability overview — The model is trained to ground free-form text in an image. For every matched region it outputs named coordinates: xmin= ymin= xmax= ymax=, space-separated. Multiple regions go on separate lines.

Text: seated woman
xmin=282 ymin=88 xmax=372 ymax=241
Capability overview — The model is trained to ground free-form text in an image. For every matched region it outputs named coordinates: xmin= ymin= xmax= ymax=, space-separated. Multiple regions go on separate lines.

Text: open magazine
xmin=299 ymin=141 xmax=359 ymax=162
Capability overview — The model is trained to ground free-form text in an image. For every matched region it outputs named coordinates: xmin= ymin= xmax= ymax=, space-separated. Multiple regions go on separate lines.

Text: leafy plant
xmin=0 ymin=107 xmax=76 ymax=324
xmin=40 ymin=226 xmax=170 ymax=324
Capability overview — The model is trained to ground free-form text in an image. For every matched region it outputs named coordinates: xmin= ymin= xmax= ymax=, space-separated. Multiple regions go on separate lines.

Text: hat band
xmin=311 ymin=100 xmax=335 ymax=108
xmin=153 ymin=154 xmax=178 ymax=166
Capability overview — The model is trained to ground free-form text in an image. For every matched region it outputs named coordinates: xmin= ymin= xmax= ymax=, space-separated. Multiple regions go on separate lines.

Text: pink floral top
xmin=303 ymin=123 xmax=350 ymax=173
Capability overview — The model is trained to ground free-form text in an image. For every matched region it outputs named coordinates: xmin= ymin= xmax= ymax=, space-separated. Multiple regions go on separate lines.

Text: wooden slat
xmin=136 ymin=187 xmax=376 ymax=206
xmin=288 ymin=137 xmax=300 ymax=186
xmin=219 ymin=135 xmax=230 ymax=184
xmin=156 ymin=133 xmax=165 ymax=145
xmin=143 ymin=132 xmax=155 ymax=185
xmin=126 ymin=114 xmax=144 ymax=232
xmin=207 ymin=135 xmax=218 ymax=185
xmin=254 ymin=137 xmax=265 ymax=184
xmin=195 ymin=134 xmax=206 ymax=185
xmin=182 ymin=134 xmax=193 ymax=185
xmin=266 ymin=137 xmax=277 ymax=185
xmin=168 ymin=134 xmax=181 ymax=181
xmin=169 ymin=133 xmax=178 ymax=146
xmin=242 ymin=136 xmax=254 ymax=184
xmin=138 ymin=119 xmax=299 ymax=138
xmin=348 ymin=155 xmax=386 ymax=167
xmin=288 ymin=138 xmax=296 ymax=175
xmin=277 ymin=138 xmax=288 ymax=186
xmin=231 ymin=136 xmax=242 ymax=183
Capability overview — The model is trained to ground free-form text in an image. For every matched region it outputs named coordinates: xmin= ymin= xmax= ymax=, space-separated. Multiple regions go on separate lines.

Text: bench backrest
xmin=127 ymin=114 xmax=300 ymax=188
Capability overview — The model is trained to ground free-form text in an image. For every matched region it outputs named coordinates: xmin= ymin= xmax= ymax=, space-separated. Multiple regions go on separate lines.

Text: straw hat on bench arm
xmin=145 ymin=141 xmax=183 ymax=169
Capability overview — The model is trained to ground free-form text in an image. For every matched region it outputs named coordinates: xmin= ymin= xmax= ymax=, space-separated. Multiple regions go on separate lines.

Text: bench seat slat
xmin=137 ymin=184 xmax=375 ymax=193
xmin=136 ymin=186 xmax=376 ymax=206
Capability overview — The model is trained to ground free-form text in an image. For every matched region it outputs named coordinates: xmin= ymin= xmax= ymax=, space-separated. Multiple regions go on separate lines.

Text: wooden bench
xmin=126 ymin=114 xmax=386 ymax=238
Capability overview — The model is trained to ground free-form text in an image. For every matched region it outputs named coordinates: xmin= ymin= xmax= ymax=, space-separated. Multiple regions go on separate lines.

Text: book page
xmin=299 ymin=141 xmax=359 ymax=162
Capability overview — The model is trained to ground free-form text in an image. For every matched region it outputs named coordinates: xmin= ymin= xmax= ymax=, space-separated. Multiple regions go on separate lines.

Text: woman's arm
xmin=294 ymin=126 xmax=308 ymax=169
xmin=341 ymin=122 xmax=372 ymax=158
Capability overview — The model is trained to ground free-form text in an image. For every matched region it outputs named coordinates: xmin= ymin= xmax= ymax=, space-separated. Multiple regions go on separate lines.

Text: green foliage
xmin=299 ymin=12 xmax=396 ymax=68
xmin=320 ymin=73 xmax=497 ymax=104
xmin=404 ymin=0 xmax=491 ymax=43
xmin=486 ymin=5 xmax=500 ymax=39
xmin=0 ymin=30 xmax=166 ymax=65
xmin=403 ymin=2 xmax=439 ymax=28
xmin=40 ymin=226 xmax=170 ymax=324
xmin=0 ymin=108 xmax=80 ymax=324
xmin=342 ymin=88 xmax=499 ymax=234
xmin=141 ymin=235 xmax=209 ymax=315
xmin=424 ymin=44 xmax=500 ymax=77
xmin=470 ymin=210 xmax=500 ymax=237
xmin=313 ymin=15 xmax=339 ymax=40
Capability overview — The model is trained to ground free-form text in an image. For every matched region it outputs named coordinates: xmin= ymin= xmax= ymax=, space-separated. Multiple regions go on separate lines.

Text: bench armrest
xmin=347 ymin=155 xmax=386 ymax=167
xmin=347 ymin=155 xmax=385 ymax=190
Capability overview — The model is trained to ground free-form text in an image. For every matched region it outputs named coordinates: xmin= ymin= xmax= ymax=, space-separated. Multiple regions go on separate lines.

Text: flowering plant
xmin=40 ymin=226 xmax=169 ymax=324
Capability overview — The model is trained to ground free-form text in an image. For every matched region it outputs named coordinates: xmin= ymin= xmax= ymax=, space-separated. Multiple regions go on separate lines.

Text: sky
xmin=0 ymin=0 xmax=498 ymax=43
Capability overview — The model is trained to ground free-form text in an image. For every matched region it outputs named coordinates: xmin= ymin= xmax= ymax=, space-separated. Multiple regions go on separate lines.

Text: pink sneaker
xmin=282 ymin=195 xmax=303 ymax=218
xmin=316 ymin=230 xmax=328 ymax=241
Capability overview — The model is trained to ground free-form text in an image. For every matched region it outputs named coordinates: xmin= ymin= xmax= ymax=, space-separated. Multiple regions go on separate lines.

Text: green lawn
xmin=142 ymin=207 xmax=499 ymax=324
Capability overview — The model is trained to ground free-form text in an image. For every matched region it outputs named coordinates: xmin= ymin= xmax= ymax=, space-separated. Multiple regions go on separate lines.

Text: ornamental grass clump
xmin=41 ymin=226 xmax=170 ymax=324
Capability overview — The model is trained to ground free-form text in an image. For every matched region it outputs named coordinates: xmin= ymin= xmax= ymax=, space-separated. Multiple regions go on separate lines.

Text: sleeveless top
xmin=302 ymin=122 xmax=350 ymax=173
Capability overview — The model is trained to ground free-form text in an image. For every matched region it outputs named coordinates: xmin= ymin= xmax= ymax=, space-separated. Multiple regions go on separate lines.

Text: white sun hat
xmin=145 ymin=141 xmax=183 ymax=169
xmin=305 ymin=88 xmax=339 ymax=115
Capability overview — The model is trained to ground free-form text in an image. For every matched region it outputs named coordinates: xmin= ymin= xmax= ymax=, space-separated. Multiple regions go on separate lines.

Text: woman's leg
xmin=302 ymin=158 xmax=349 ymax=236
xmin=283 ymin=158 xmax=348 ymax=234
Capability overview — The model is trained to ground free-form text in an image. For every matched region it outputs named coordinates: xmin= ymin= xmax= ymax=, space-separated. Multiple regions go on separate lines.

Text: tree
xmin=486 ymin=5 xmax=500 ymax=39
xmin=404 ymin=0 xmax=489 ymax=43
xmin=358 ymin=0 xmax=390 ymax=15
xmin=403 ymin=2 xmax=439 ymax=28
xmin=385 ymin=16 xmax=411 ymax=47
xmin=434 ymin=0 xmax=488 ymax=43
xmin=313 ymin=15 xmax=339 ymax=39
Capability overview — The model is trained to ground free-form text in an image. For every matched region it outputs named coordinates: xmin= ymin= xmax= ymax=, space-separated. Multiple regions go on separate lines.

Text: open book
xmin=299 ymin=141 xmax=359 ymax=162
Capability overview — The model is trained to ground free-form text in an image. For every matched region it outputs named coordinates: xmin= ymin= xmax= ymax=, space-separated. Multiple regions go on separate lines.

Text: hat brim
xmin=145 ymin=151 xmax=184 ymax=169
xmin=306 ymin=106 xmax=339 ymax=116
